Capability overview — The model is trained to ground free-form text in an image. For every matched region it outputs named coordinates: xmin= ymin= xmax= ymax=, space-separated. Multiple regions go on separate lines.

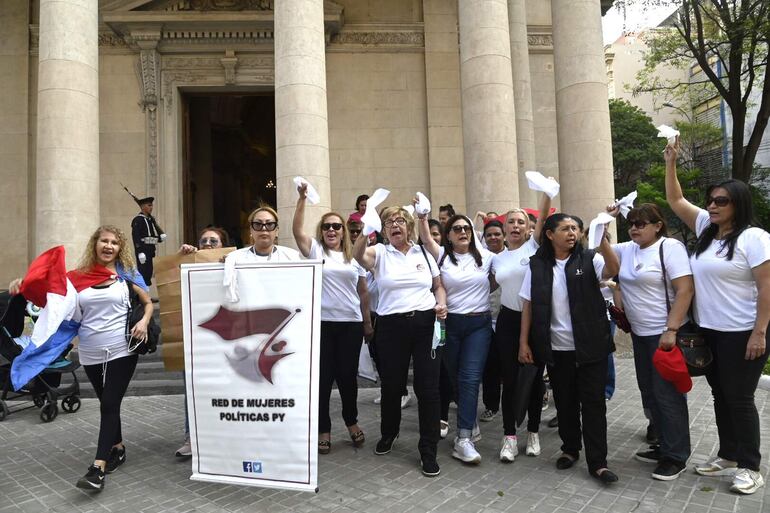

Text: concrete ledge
xmin=759 ymin=374 xmax=770 ymax=392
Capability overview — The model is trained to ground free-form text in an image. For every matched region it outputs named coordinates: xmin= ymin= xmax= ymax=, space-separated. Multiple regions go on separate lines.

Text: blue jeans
xmin=444 ymin=313 xmax=493 ymax=438
xmin=632 ymin=333 xmax=691 ymax=463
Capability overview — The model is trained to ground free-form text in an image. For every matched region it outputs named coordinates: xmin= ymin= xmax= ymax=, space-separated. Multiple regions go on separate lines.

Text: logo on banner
xmin=199 ymin=306 xmax=301 ymax=384
xmin=242 ymin=461 xmax=263 ymax=473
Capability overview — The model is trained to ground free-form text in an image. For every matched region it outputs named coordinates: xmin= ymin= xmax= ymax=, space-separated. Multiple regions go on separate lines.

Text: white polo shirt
xmin=309 ymin=239 xmax=365 ymax=322
xmin=690 ymin=209 xmax=770 ymax=331
xmin=438 ymin=247 xmax=493 ymax=314
xmin=492 ymin=238 xmax=538 ymax=312
xmin=372 ymin=243 xmax=440 ymax=316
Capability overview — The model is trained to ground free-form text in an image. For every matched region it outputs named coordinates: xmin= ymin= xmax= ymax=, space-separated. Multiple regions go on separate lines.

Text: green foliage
xmin=750 ymin=185 xmax=770 ymax=232
xmin=609 ymin=99 xmax=664 ymax=187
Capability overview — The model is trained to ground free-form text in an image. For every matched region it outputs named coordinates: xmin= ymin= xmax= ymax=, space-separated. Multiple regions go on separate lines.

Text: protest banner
xmin=181 ymin=261 xmax=321 ymax=492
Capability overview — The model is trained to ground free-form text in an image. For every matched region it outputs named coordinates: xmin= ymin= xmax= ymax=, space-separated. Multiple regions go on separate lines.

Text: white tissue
xmin=656 ymin=124 xmax=680 ymax=145
xmin=414 ymin=192 xmax=431 ymax=215
xmin=588 ymin=212 xmax=615 ymax=249
xmin=361 ymin=188 xmax=390 ymax=236
xmin=293 ymin=176 xmax=321 ymax=205
xmin=525 ymin=171 xmax=560 ymax=199
xmin=614 ymin=190 xmax=638 ymax=218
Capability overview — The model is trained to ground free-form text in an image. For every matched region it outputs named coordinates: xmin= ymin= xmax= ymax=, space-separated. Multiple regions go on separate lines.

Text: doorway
xmin=182 ymin=93 xmax=276 ymax=247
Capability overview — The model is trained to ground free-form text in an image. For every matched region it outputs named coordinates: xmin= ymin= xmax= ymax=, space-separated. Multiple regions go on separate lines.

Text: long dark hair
xmin=537 ymin=213 xmax=580 ymax=266
xmin=694 ymin=179 xmax=757 ymax=260
xmin=627 ymin=203 xmax=668 ymax=238
xmin=441 ymin=214 xmax=482 ymax=267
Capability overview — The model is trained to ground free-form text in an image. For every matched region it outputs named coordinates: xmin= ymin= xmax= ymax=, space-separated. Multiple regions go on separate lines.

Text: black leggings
xmin=319 ymin=321 xmax=364 ymax=433
xmin=83 ymin=354 xmax=138 ymax=461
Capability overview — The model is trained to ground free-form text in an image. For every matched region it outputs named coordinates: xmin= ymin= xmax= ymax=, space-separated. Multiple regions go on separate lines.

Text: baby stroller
xmin=0 ymin=291 xmax=81 ymax=422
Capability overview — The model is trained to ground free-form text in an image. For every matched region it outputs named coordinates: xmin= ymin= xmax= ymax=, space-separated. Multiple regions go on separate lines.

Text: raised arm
xmin=353 ymin=230 xmax=377 ymax=271
xmin=292 ymin=183 xmax=313 ymax=257
xmin=598 ymin=232 xmax=620 ymax=279
xmin=532 ymin=188 xmax=553 ymax=243
xmin=664 ymin=139 xmax=701 ymax=232
xmin=416 ymin=213 xmax=441 ymax=260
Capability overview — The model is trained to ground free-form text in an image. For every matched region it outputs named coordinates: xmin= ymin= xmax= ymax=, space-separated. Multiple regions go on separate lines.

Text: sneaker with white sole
xmin=175 ymin=437 xmax=192 ymax=458
xmin=452 ymin=437 xmax=481 ymax=464
xmin=499 ymin=436 xmax=518 ymax=462
xmin=526 ymin=432 xmax=541 ymax=456
xmin=471 ymin=422 xmax=482 ymax=442
xmin=652 ymin=459 xmax=686 ymax=481
xmin=479 ymin=409 xmax=498 ymax=422
xmin=440 ymin=420 xmax=450 ymax=439
xmin=76 ymin=465 xmax=105 ymax=491
xmin=730 ymin=468 xmax=765 ymax=495
xmin=694 ymin=457 xmax=738 ymax=477
xmin=400 ymin=392 xmax=412 ymax=409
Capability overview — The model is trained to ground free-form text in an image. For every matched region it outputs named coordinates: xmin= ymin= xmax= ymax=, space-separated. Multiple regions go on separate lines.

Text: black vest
xmin=528 ymin=246 xmax=614 ymax=365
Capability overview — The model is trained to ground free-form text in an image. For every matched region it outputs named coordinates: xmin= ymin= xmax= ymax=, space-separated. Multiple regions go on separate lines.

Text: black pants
xmin=496 ymin=307 xmax=545 ymax=435
xmin=703 ymin=328 xmax=769 ymax=471
xmin=482 ymin=329 xmax=501 ymax=412
xmin=137 ymin=259 xmax=153 ymax=287
xmin=319 ymin=321 xmax=364 ymax=433
xmin=83 ymin=354 xmax=139 ymax=461
xmin=548 ymin=350 xmax=608 ymax=473
xmin=375 ymin=309 xmax=440 ymax=459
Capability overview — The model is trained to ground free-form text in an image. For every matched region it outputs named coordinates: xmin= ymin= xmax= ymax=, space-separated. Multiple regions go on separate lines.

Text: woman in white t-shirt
xmin=519 ymin=213 xmax=620 ymax=483
xmin=293 ymin=184 xmax=372 ymax=454
xmin=489 ymin=192 xmax=552 ymax=463
xmin=354 ymin=206 xmax=447 ymax=477
xmin=607 ymin=203 xmax=694 ymax=481
xmin=664 ymin=140 xmax=770 ymax=495
xmin=417 ymin=214 xmax=493 ymax=464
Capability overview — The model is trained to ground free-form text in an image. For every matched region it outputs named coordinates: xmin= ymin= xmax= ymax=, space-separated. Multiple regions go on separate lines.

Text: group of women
xmin=7 ymin=141 xmax=769 ymax=493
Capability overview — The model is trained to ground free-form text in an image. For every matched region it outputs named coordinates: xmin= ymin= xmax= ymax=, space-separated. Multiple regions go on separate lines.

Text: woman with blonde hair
xmin=293 ymin=183 xmax=373 ymax=454
xmin=354 ymin=206 xmax=447 ymax=476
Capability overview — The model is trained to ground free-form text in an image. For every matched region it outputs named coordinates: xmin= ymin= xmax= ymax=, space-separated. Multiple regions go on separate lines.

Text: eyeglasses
xmin=199 ymin=237 xmax=221 ymax=246
xmin=628 ymin=220 xmax=652 ymax=229
xmin=250 ymin=221 xmax=278 ymax=231
xmin=706 ymin=196 xmax=730 ymax=207
xmin=321 ymin=222 xmax=343 ymax=231
xmin=451 ymin=225 xmax=473 ymax=234
xmin=384 ymin=218 xmax=407 ymax=227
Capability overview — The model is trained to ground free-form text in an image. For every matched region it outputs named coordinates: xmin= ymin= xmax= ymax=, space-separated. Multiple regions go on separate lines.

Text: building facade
xmin=0 ymin=0 xmax=616 ymax=285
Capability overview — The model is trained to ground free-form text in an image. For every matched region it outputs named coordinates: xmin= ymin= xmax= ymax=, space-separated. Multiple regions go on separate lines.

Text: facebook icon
xmin=242 ymin=461 xmax=263 ymax=473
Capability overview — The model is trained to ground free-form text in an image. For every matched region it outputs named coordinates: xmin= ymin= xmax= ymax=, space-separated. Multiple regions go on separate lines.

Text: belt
xmin=451 ymin=311 xmax=489 ymax=317
xmin=382 ymin=309 xmax=431 ymax=319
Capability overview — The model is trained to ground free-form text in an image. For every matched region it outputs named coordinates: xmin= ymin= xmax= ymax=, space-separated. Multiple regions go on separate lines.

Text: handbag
xmin=607 ymin=303 xmax=632 ymax=333
xmin=660 ymin=241 xmax=712 ymax=376
xmin=125 ymin=281 xmax=160 ymax=355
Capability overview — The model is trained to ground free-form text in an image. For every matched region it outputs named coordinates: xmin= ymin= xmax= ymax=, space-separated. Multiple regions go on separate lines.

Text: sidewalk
xmin=0 ymin=358 xmax=767 ymax=513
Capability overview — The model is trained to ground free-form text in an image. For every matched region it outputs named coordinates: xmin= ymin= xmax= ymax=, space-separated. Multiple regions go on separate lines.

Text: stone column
xmin=508 ymin=0 xmax=537 ymax=208
xmin=458 ymin=0 xmax=519 ymax=218
xmin=274 ymin=0 xmax=331 ymax=247
xmin=36 ymin=0 xmax=99 ymax=266
xmin=551 ymin=0 xmax=615 ymax=224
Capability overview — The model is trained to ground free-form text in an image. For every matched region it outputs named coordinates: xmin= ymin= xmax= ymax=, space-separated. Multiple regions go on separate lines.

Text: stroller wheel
xmin=40 ymin=401 xmax=58 ymax=423
xmin=33 ymin=395 xmax=46 ymax=408
xmin=0 ymin=400 xmax=8 ymax=421
xmin=61 ymin=395 xmax=81 ymax=413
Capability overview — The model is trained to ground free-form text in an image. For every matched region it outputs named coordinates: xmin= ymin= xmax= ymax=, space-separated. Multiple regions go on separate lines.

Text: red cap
xmin=653 ymin=346 xmax=692 ymax=393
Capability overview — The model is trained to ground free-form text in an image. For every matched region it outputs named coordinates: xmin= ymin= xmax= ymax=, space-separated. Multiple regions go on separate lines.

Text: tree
xmin=608 ymin=99 xmax=663 ymax=189
xmin=629 ymin=0 xmax=770 ymax=183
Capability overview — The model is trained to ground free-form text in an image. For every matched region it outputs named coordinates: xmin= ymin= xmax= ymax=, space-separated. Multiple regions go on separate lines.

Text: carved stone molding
xmin=527 ymin=26 xmax=553 ymax=54
xmin=28 ymin=26 xmax=129 ymax=54
xmin=166 ymin=0 xmax=272 ymax=9
xmin=137 ymin=43 xmax=161 ymax=190
xmin=328 ymin=25 xmax=425 ymax=52
xmin=220 ymin=49 xmax=238 ymax=85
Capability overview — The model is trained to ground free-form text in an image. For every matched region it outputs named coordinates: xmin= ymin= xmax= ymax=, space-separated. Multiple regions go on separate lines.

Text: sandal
xmin=318 ymin=439 xmax=331 ymax=454
xmin=350 ymin=430 xmax=365 ymax=447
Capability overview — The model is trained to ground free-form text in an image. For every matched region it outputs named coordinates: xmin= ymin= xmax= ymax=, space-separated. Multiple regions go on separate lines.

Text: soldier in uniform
xmin=131 ymin=196 xmax=165 ymax=286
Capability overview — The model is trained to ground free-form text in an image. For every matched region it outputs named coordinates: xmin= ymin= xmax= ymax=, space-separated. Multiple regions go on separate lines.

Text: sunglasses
xmin=627 ymin=220 xmax=653 ymax=229
xmin=384 ymin=218 xmax=407 ymax=227
xmin=706 ymin=195 xmax=730 ymax=207
xmin=322 ymin=222 xmax=343 ymax=231
xmin=199 ymin=237 xmax=221 ymax=246
xmin=451 ymin=225 xmax=473 ymax=234
xmin=251 ymin=221 xmax=278 ymax=231
xmin=348 ymin=228 xmax=362 ymax=235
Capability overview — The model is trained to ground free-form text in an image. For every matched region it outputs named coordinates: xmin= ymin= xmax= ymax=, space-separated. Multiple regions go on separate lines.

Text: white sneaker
xmin=526 ymin=432 xmax=541 ymax=456
xmin=440 ymin=420 xmax=449 ymax=439
xmin=471 ymin=422 xmax=482 ymax=442
xmin=175 ymin=436 xmax=192 ymax=458
xmin=452 ymin=437 xmax=481 ymax=464
xmin=694 ymin=457 xmax=738 ymax=477
xmin=499 ymin=436 xmax=518 ymax=462
xmin=400 ymin=392 xmax=412 ymax=409
xmin=373 ymin=395 xmax=381 ymax=405
xmin=730 ymin=468 xmax=765 ymax=495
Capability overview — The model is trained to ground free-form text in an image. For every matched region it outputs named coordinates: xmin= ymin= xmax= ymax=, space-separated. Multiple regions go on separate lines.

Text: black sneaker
xmin=374 ymin=434 xmax=398 ymax=455
xmin=635 ymin=445 xmax=661 ymax=463
xmin=76 ymin=465 xmax=105 ymax=490
xmin=645 ymin=422 xmax=659 ymax=445
xmin=421 ymin=457 xmax=440 ymax=477
xmin=105 ymin=446 xmax=126 ymax=474
xmin=652 ymin=459 xmax=686 ymax=481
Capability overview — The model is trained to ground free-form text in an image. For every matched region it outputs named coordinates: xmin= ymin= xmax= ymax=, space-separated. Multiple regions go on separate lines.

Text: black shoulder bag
xmin=660 ymin=240 xmax=712 ymax=376
xmin=125 ymin=281 xmax=160 ymax=355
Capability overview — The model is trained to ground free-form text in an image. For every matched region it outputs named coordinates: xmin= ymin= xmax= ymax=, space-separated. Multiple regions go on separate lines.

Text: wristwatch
xmin=662 ymin=326 xmax=678 ymax=333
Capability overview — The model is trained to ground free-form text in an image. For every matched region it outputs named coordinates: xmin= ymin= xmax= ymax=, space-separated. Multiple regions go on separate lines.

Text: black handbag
xmin=660 ymin=241 xmax=712 ymax=376
xmin=125 ymin=281 xmax=160 ymax=355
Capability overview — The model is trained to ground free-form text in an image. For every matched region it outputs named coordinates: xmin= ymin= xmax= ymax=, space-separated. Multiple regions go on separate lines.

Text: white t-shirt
xmin=520 ymin=253 xmax=605 ymax=351
xmin=225 ymin=245 xmax=302 ymax=263
xmin=309 ymin=239 xmax=365 ymax=322
xmin=690 ymin=209 xmax=770 ymax=331
xmin=492 ymin=238 xmax=538 ymax=312
xmin=614 ymin=238 xmax=692 ymax=336
xmin=372 ymin=243 xmax=440 ymax=316
xmin=77 ymin=280 xmax=131 ymax=365
xmin=437 ymin=247 xmax=493 ymax=314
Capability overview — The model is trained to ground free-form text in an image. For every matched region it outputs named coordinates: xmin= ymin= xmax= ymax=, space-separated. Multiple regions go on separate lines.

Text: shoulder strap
xmin=659 ymin=239 xmax=671 ymax=314
xmin=419 ymin=244 xmax=434 ymax=275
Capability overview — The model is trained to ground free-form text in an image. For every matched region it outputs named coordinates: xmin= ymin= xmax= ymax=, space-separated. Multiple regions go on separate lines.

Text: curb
xmin=759 ymin=375 xmax=770 ymax=392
